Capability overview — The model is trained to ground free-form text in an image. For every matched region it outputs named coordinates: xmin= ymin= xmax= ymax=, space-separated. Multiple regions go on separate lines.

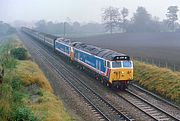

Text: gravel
xmin=129 ymin=85 xmax=180 ymax=120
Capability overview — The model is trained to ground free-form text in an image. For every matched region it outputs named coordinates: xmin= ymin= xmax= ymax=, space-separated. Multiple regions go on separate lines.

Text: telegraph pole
xmin=63 ymin=22 xmax=66 ymax=37
xmin=63 ymin=17 xmax=71 ymax=37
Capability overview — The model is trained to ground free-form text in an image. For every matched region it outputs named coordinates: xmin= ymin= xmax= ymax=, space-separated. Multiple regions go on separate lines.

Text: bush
xmin=11 ymin=79 xmax=22 ymax=91
xmin=10 ymin=107 xmax=39 ymax=121
xmin=10 ymin=47 xmax=28 ymax=60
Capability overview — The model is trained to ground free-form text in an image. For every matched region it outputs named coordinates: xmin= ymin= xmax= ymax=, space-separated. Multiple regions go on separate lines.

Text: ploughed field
xmin=73 ymin=32 xmax=180 ymax=71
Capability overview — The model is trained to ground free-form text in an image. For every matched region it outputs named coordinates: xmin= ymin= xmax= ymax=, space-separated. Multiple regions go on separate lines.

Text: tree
xmin=35 ymin=20 xmax=46 ymax=32
xmin=166 ymin=6 xmax=179 ymax=32
xmin=175 ymin=23 xmax=180 ymax=32
xmin=121 ymin=7 xmax=129 ymax=32
xmin=72 ymin=22 xmax=81 ymax=33
xmin=102 ymin=6 xmax=120 ymax=34
xmin=128 ymin=7 xmax=152 ymax=32
xmin=150 ymin=17 xmax=162 ymax=32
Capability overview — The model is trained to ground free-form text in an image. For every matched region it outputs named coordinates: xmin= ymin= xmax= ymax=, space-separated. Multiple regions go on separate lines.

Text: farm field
xmin=73 ymin=32 xmax=180 ymax=71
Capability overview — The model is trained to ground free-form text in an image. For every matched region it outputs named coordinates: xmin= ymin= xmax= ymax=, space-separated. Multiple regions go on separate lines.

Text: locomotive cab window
xmin=122 ymin=61 xmax=132 ymax=67
xmin=112 ymin=61 xmax=122 ymax=68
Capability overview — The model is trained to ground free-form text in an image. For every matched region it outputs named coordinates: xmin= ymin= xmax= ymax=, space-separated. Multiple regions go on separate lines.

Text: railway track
xmin=19 ymin=31 xmax=180 ymax=121
xmin=130 ymin=83 xmax=180 ymax=110
xmin=116 ymin=89 xmax=179 ymax=121
xmin=19 ymin=32 xmax=133 ymax=121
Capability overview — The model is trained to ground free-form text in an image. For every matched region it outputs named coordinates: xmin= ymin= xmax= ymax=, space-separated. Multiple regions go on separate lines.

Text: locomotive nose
xmin=112 ymin=70 xmax=133 ymax=81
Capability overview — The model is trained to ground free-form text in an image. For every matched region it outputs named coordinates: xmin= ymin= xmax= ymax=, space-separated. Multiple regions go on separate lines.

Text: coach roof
xmin=40 ymin=33 xmax=58 ymax=40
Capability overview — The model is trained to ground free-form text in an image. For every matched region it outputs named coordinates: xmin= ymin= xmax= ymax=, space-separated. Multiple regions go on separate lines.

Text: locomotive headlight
xmin=121 ymin=71 xmax=124 ymax=74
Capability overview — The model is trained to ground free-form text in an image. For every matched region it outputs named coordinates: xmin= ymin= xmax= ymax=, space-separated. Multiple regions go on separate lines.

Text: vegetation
xmin=15 ymin=60 xmax=52 ymax=92
xmin=0 ymin=37 xmax=72 ymax=121
xmin=102 ymin=6 xmax=180 ymax=33
xmin=30 ymin=91 xmax=72 ymax=121
xmin=128 ymin=7 xmax=155 ymax=32
xmin=35 ymin=20 xmax=105 ymax=37
xmin=166 ymin=6 xmax=179 ymax=32
xmin=102 ymin=6 xmax=120 ymax=34
xmin=134 ymin=60 xmax=180 ymax=104
xmin=10 ymin=47 xmax=28 ymax=60
xmin=10 ymin=106 xmax=39 ymax=121
xmin=0 ymin=40 xmax=38 ymax=121
xmin=121 ymin=8 xmax=129 ymax=33
xmin=34 ymin=6 xmax=179 ymax=36
xmin=0 ymin=21 xmax=16 ymax=36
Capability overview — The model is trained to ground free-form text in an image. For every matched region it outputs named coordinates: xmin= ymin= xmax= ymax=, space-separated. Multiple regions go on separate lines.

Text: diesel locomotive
xmin=21 ymin=27 xmax=133 ymax=89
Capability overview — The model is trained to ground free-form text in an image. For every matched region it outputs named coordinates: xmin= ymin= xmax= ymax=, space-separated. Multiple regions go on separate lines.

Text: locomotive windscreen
xmin=113 ymin=56 xmax=130 ymax=61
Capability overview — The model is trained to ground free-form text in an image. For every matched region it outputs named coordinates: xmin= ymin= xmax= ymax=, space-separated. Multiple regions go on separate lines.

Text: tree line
xmin=102 ymin=6 xmax=180 ymax=34
xmin=34 ymin=6 xmax=180 ymax=36
xmin=35 ymin=20 xmax=105 ymax=36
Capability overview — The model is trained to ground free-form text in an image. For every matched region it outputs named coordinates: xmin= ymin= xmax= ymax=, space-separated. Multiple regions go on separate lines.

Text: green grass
xmin=0 ymin=35 xmax=72 ymax=121
xmin=134 ymin=60 xmax=180 ymax=104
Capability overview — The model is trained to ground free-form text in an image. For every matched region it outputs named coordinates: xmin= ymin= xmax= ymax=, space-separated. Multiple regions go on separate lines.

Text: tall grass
xmin=15 ymin=60 xmax=52 ymax=92
xmin=134 ymin=60 xmax=180 ymax=104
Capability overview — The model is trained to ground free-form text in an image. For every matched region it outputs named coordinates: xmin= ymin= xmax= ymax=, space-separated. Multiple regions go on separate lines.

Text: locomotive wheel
xmin=106 ymin=82 xmax=112 ymax=88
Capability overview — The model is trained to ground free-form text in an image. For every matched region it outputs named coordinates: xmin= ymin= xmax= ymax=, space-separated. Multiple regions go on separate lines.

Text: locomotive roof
xmin=57 ymin=38 xmax=72 ymax=45
xmin=73 ymin=42 xmax=129 ymax=61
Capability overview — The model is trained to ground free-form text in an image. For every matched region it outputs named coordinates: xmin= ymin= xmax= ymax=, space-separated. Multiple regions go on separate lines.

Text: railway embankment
xmin=0 ymin=35 xmax=72 ymax=121
xmin=134 ymin=60 xmax=180 ymax=105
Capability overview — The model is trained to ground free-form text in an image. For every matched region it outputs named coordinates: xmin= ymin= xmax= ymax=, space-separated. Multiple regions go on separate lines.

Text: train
xmin=21 ymin=27 xmax=133 ymax=89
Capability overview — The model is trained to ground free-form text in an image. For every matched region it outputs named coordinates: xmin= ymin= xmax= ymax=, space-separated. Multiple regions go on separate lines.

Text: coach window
xmin=65 ymin=47 xmax=68 ymax=53
xmin=104 ymin=61 xmax=106 ymax=67
xmin=107 ymin=61 xmax=110 ymax=68
xmin=78 ymin=53 xmax=80 ymax=59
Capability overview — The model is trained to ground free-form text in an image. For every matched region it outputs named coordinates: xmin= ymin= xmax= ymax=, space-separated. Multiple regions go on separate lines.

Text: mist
xmin=0 ymin=0 xmax=179 ymax=24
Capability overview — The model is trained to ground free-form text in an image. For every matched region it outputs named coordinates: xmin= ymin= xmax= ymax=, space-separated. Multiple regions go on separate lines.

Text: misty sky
xmin=0 ymin=0 xmax=179 ymax=23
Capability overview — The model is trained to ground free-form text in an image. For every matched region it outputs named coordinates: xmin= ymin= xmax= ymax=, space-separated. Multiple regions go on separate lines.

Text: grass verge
xmin=0 ymin=35 xmax=72 ymax=121
xmin=134 ymin=60 xmax=180 ymax=105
